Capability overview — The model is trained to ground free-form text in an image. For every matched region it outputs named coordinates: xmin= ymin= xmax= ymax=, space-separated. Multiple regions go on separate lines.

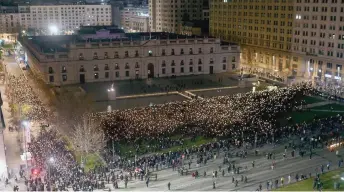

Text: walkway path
xmin=305 ymin=101 xmax=334 ymax=108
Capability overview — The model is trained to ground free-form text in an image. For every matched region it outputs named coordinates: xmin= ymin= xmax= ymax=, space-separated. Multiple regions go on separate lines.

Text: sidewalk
xmin=0 ymin=84 xmax=27 ymax=191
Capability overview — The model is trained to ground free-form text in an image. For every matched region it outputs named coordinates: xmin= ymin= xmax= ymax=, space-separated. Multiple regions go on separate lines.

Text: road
xmin=111 ymin=142 xmax=342 ymax=191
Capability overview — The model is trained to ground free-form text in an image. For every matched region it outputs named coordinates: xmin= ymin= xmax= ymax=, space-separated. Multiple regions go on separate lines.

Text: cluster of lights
xmin=98 ymin=83 xmax=313 ymax=142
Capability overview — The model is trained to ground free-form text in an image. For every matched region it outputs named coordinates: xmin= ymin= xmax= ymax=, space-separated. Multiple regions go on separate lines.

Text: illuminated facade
xmin=292 ymin=0 xmax=344 ymax=81
xmin=149 ymin=0 xmax=206 ymax=33
xmin=18 ymin=4 xmax=112 ymax=34
xmin=211 ymin=0 xmax=344 ymax=80
xmin=20 ymin=32 xmax=240 ymax=85
xmin=0 ymin=13 xmax=20 ymax=42
xmin=210 ymin=0 xmax=295 ymax=76
xmin=120 ymin=6 xmax=149 ymax=32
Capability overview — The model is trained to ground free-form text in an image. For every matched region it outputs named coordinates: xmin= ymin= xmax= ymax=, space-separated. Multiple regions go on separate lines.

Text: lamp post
xmin=107 ymin=83 xmax=116 ymax=111
xmin=21 ymin=120 xmax=30 ymax=170
xmin=47 ymin=157 xmax=54 ymax=182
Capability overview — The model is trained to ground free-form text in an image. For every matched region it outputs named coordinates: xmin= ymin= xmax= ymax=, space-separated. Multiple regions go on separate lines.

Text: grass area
xmin=1 ymin=44 xmax=13 ymax=49
xmin=310 ymin=104 xmax=344 ymax=111
xmin=118 ymin=136 xmax=214 ymax=158
xmin=289 ymin=111 xmax=344 ymax=124
xmin=75 ymin=153 xmax=105 ymax=172
xmin=303 ymin=96 xmax=324 ymax=104
xmin=277 ymin=168 xmax=344 ymax=191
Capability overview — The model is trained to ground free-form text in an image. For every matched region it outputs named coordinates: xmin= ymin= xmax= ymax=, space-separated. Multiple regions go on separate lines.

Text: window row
xmin=48 ymin=64 xmax=236 ymax=83
xmin=48 ymin=63 xmax=143 ymax=74
xmin=48 ymin=57 xmax=232 ymax=74
xmin=79 ymin=47 xmax=215 ymax=60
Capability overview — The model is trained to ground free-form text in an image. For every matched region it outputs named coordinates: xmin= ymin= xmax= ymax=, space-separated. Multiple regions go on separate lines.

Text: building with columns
xmin=210 ymin=0 xmax=344 ymax=81
xmin=19 ymin=30 xmax=240 ymax=85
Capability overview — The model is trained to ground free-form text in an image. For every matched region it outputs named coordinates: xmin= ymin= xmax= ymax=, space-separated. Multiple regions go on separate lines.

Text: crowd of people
xmin=7 ymin=75 xmax=48 ymax=121
xmin=314 ymin=80 xmax=344 ymax=100
xmin=22 ymin=80 xmax=344 ymax=191
xmin=241 ymin=66 xmax=286 ymax=83
xmin=97 ymin=83 xmax=313 ymax=143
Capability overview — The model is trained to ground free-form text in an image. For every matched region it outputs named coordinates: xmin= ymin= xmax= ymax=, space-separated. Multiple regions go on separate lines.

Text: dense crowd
xmin=314 ymin=80 xmax=344 ymax=98
xmin=241 ymin=66 xmax=286 ymax=82
xmin=7 ymin=75 xmax=48 ymax=121
xmin=25 ymin=81 xmax=344 ymax=191
xmin=97 ymin=83 xmax=313 ymax=143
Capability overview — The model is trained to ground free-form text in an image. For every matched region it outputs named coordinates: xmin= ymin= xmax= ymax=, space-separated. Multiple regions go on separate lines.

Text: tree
xmin=72 ymin=114 xmax=106 ymax=155
xmin=54 ymin=89 xmax=93 ymax=135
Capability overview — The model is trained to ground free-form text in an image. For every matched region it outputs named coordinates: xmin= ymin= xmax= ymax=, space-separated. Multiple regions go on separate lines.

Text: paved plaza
xmin=79 ymin=73 xmax=261 ymax=111
xmin=94 ymin=94 xmax=186 ymax=111
xmin=81 ymin=73 xmax=239 ymax=101
xmin=107 ymin=140 xmax=342 ymax=191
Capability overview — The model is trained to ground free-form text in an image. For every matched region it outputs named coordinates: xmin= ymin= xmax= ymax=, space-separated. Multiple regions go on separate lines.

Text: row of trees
xmin=6 ymin=75 xmax=107 ymax=169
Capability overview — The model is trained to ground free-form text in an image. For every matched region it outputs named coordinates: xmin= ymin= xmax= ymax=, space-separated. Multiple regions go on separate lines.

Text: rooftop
xmin=21 ymin=32 xmax=236 ymax=54
xmin=77 ymin=25 xmax=123 ymax=35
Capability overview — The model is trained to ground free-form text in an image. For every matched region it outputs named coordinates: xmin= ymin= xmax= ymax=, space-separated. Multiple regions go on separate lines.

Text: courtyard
xmin=76 ymin=72 xmax=260 ymax=111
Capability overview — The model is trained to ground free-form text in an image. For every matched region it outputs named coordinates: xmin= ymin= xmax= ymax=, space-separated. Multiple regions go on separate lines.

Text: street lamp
xmin=21 ymin=120 xmax=30 ymax=170
xmin=47 ymin=157 xmax=54 ymax=182
xmin=107 ymin=83 xmax=116 ymax=111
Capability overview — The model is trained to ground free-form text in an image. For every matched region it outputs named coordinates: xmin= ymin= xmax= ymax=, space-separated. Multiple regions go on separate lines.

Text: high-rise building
xmin=18 ymin=4 xmax=112 ymax=34
xmin=120 ymin=5 xmax=148 ymax=32
xmin=210 ymin=0 xmax=344 ymax=81
xmin=292 ymin=0 xmax=344 ymax=81
xmin=149 ymin=0 xmax=207 ymax=33
xmin=0 ymin=5 xmax=20 ymax=42
xmin=210 ymin=0 xmax=295 ymax=76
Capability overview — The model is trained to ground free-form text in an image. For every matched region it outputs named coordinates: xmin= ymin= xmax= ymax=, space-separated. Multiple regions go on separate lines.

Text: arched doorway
xmin=147 ymin=63 xmax=154 ymax=78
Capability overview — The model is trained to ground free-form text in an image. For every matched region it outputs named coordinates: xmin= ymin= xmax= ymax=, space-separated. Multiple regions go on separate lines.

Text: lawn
xmin=310 ymin=104 xmax=344 ymax=111
xmin=1 ymin=44 xmax=13 ymax=49
xmin=289 ymin=111 xmax=344 ymax=124
xmin=75 ymin=153 xmax=105 ymax=172
xmin=303 ymin=96 xmax=324 ymax=104
xmin=277 ymin=168 xmax=344 ymax=191
xmin=118 ymin=136 xmax=214 ymax=158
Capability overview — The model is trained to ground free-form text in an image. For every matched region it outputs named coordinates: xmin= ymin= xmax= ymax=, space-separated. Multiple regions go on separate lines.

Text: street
xmin=111 ymin=142 xmax=342 ymax=191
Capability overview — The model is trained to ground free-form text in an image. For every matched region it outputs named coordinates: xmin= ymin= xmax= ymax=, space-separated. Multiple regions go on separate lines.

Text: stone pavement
xmin=107 ymin=143 xmax=341 ymax=191
xmin=0 ymin=86 xmax=27 ymax=191
xmin=0 ymin=56 xmax=30 ymax=191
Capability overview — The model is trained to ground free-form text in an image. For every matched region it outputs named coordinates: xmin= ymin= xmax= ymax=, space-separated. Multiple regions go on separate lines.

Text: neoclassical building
xmin=20 ymin=30 xmax=240 ymax=85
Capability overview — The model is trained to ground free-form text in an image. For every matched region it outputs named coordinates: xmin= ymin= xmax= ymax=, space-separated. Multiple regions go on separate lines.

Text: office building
xmin=18 ymin=4 xmax=112 ymax=34
xmin=120 ymin=6 xmax=148 ymax=32
xmin=19 ymin=30 xmax=240 ymax=85
xmin=0 ymin=5 xmax=20 ymax=42
xmin=149 ymin=0 xmax=208 ymax=33
xmin=292 ymin=0 xmax=344 ymax=81
xmin=210 ymin=0 xmax=294 ymax=76
xmin=210 ymin=0 xmax=344 ymax=81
